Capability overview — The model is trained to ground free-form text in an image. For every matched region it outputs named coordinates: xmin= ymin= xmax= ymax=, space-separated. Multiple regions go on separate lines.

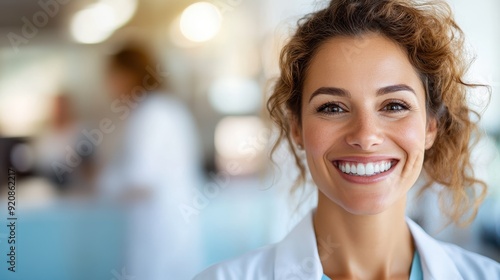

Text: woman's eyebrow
xmin=308 ymin=87 xmax=350 ymax=103
xmin=308 ymin=84 xmax=416 ymax=103
xmin=377 ymin=84 xmax=416 ymax=96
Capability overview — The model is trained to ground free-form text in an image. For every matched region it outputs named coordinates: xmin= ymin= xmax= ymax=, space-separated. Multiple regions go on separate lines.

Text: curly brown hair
xmin=267 ymin=0 xmax=488 ymax=225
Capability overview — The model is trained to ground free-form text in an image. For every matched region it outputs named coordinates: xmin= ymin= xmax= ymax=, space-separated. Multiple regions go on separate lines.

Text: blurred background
xmin=0 ymin=0 xmax=498 ymax=279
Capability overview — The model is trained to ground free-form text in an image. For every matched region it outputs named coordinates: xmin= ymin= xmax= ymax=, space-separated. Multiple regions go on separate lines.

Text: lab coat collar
xmin=274 ymin=210 xmax=323 ymax=280
xmin=406 ymin=218 xmax=463 ymax=280
xmin=273 ymin=210 xmax=463 ymax=280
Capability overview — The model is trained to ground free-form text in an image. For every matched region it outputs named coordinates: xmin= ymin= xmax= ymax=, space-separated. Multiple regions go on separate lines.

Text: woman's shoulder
xmin=192 ymin=244 xmax=277 ymax=280
xmin=439 ymin=241 xmax=500 ymax=278
xmin=193 ymin=211 xmax=320 ymax=280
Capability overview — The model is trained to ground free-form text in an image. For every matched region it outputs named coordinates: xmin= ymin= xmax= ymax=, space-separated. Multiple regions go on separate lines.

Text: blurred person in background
xmin=33 ymin=93 xmax=94 ymax=194
xmin=97 ymin=44 xmax=203 ymax=280
xmin=195 ymin=0 xmax=500 ymax=279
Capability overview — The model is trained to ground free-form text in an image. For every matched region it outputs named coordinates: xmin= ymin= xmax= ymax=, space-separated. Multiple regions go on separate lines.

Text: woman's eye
xmin=382 ymin=102 xmax=409 ymax=112
xmin=316 ymin=102 xmax=346 ymax=114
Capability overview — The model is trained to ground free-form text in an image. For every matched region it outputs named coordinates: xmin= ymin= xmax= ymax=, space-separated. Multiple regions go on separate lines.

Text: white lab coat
xmin=194 ymin=210 xmax=500 ymax=279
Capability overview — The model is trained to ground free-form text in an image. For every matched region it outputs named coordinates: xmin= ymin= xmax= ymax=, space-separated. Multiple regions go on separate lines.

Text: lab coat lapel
xmin=274 ymin=211 xmax=323 ymax=280
xmin=407 ymin=218 xmax=463 ymax=280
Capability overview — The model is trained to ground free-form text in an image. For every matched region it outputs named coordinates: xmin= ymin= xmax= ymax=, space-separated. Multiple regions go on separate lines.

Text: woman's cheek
xmin=390 ymin=117 xmax=427 ymax=160
xmin=302 ymin=119 xmax=337 ymax=156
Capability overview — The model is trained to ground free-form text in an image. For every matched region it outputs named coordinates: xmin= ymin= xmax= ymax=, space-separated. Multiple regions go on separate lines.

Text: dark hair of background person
xmin=108 ymin=44 xmax=164 ymax=89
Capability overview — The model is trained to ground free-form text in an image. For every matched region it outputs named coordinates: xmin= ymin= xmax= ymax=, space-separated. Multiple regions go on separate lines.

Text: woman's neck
xmin=314 ymin=192 xmax=414 ymax=280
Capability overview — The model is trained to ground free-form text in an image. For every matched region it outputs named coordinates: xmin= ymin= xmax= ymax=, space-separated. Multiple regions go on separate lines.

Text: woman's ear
xmin=425 ymin=117 xmax=438 ymax=150
xmin=289 ymin=113 xmax=303 ymax=149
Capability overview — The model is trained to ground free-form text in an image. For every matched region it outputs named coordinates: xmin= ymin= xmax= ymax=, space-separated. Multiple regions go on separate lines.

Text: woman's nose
xmin=344 ymin=113 xmax=384 ymax=150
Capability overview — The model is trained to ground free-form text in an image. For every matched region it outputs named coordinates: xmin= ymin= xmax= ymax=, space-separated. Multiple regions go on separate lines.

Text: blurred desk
xmin=0 ymin=196 xmax=125 ymax=280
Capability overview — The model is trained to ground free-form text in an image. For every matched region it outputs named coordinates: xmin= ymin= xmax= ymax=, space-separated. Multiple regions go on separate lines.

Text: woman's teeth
xmin=338 ymin=161 xmax=392 ymax=176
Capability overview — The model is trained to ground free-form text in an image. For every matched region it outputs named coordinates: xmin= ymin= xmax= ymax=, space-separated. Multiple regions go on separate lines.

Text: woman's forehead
xmin=303 ymin=34 xmax=424 ymax=98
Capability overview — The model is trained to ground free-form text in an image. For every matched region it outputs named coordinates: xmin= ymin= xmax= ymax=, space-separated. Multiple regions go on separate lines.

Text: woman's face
xmin=106 ymin=66 xmax=138 ymax=99
xmin=293 ymin=33 xmax=437 ymax=215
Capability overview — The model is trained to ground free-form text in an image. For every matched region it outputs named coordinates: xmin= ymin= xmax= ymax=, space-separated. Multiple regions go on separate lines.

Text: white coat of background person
xmin=97 ymin=45 xmax=203 ymax=280
xmin=194 ymin=0 xmax=500 ymax=279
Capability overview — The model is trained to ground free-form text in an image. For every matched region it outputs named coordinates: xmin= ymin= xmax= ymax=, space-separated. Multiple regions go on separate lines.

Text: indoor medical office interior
xmin=0 ymin=0 xmax=498 ymax=279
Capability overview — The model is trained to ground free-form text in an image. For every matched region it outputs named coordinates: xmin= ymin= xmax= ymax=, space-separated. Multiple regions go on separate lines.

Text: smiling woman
xmin=193 ymin=0 xmax=500 ymax=279
xmin=298 ymin=34 xmax=434 ymax=217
